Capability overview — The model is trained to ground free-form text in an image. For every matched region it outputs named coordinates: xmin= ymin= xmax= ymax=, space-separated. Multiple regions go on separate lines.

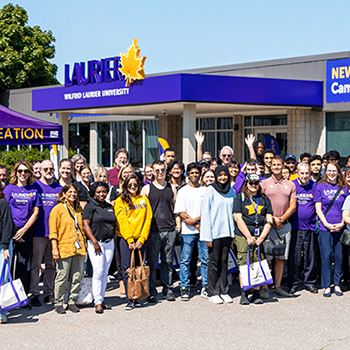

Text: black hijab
xmin=212 ymin=165 xmax=231 ymax=195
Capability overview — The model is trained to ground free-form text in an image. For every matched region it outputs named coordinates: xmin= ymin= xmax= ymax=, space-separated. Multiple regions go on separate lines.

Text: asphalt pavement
xmin=2 ymin=280 xmax=350 ymax=350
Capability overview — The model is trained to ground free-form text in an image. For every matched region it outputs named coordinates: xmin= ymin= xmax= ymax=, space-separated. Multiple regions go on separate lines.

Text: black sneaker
xmin=30 ymin=295 xmax=41 ymax=307
xmin=249 ymin=293 xmax=264 ymax=304
xmin=147 ymin=295 xmax=157 ymax=304
xmin=55 ymin=305 xmax=66 ymax=314
xmin=180 ymin=287 xmax=190 ymax=301
xmin=125 ymin=301 xmax=134 ymax=311
xmin=43 ymin=294 xmax=54 ymax=304
xmin=240 ymin=293 xmax=250 ymax=305
xmin=68 ymin=304 xmax=80 ymax=313
xmin=133 ymin=300 xmax=142 ymax=307
xmin=166 ymin=289 xmax=176 ymax=301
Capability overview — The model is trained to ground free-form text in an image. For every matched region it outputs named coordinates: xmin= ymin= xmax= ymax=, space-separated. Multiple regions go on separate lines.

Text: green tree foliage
xmin=0 ymin=146 xmax=50 ymax=173
xmin=0 ymin=3 xmax=59 ymax=90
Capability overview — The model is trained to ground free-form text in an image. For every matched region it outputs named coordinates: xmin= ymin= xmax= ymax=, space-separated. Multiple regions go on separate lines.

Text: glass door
xmin=254 ymin=128 xmax=287 ymax=158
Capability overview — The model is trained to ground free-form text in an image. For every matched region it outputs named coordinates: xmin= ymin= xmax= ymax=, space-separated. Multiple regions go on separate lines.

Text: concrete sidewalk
xmin=2 ymin=281 xmax=349 ymax=350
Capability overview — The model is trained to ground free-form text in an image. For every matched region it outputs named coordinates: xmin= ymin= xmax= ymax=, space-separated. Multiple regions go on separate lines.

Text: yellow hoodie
xmin=114 ymin=195 xmax=152 ymax=244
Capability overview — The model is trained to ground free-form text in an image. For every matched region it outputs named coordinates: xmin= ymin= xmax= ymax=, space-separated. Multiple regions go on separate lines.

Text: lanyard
xmin=64 ymin=203 xmax=80 ymax=238
xmin=249 ymin=195 xmax=259 ymax=227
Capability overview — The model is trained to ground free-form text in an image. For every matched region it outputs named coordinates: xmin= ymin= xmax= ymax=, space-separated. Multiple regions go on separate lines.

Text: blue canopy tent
xmin=0 ymin=104 xmax=63 ymax=146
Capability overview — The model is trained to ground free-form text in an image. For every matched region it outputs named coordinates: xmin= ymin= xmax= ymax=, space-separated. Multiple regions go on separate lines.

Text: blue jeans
xmin=1 ymin=240 xmax=13 ymax=317
xmin=180 ymin=234 xmax=208 ymax=288
xmin=318 ymin=230 xmax=343 ymax=288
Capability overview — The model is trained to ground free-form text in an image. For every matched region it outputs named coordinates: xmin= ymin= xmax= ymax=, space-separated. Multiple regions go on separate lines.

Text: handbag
xmin=0 ymin=259 xmax=28 ymax=312
xmin=341 ymin=229 xmax=350 ymax=246
xmin=76 ymin=277 xmax=93 ymax=305
xmin=227 ymin=249 xmax=239 ymax=275
xmin=126 ymin=249 xmax=150 ymax=301
xmin=239 ymin=245 xmax=273 ymax=291
xmin=262 ymin=229 xmax=286 ymax=256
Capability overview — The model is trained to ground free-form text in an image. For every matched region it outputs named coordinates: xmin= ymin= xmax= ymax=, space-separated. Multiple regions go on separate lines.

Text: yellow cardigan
xmin=49 ymin=201 xmax=86 ymax=258
xmin=114 ymin=195 xmax=152 ymax=244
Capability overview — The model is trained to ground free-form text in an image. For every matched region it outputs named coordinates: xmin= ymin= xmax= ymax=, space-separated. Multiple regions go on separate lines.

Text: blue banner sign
xmin=326 ymin=58 xmax=350 ymax=103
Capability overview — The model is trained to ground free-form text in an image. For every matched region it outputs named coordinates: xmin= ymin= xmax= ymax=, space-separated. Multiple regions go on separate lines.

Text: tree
xmin=0 ymin=3 xmax=59 ymax=90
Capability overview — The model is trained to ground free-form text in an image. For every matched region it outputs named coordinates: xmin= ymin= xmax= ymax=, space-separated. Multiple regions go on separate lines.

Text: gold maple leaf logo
xmin=119 ymin=38 xmax=146 ymax=87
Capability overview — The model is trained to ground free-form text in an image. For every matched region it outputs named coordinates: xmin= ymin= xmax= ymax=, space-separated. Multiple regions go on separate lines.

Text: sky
xmin=5 ymin=0 xmax=350 ymax=83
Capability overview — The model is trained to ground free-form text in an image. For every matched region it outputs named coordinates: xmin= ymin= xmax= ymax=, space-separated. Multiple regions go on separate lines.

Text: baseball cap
xmin=285 ymin=154 xmax=297 ymax=162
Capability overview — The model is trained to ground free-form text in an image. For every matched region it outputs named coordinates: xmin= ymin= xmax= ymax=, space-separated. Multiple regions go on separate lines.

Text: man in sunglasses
xmin=219 ymin=146 xmax=234 ymax=166
xmin=141 ymin=160 xmax=179 ymax=302
xmin=30 ymin=160 xmax=62 ymax=307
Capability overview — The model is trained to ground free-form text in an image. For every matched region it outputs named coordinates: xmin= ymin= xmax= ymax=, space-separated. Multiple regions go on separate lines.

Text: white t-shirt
xmin=174 ymin=185 xmax=206 ymax=234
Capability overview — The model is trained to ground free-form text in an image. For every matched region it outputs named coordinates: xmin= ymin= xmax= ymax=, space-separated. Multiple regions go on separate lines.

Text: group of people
xmin=1 ymin=133 xmax=350 ymax=324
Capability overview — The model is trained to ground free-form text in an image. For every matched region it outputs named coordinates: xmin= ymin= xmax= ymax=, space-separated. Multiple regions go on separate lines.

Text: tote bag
xmin=0 ymin=259 xmax=28 ymax=312
xmin=239 ymin=245 xmax=273 ymax=291
xmin=126 ymin=249 xmax=150 ymax=301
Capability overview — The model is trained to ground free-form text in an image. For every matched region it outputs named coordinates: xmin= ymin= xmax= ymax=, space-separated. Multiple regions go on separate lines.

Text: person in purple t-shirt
xmin=29 ymin=160 xmax=62 ymax=307
xmin=314 ymin=162 xmax=349 ymax=298
xmin=3 ymin=160 xmax=41 ymax=308
xmin=288 ymin=163 xmax=318 ymax=294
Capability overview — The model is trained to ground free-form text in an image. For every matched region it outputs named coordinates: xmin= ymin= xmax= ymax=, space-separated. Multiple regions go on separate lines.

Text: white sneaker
xmin=220 ymin=294 xmax=233 ymax=303
xmin=0 ymin=314 xmax=7 ymax=324
xmin=209 ymin=295 xmax=223 ymax=304
xmin=201 ymin=287 xmax=209 ymax=299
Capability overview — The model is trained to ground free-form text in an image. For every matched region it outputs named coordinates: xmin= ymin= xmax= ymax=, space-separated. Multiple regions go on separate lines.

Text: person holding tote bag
xmin=49 ymin=183 xmax=86 ymax=314
xmin=114 ymin=174 xmax=152 ymax=311
xmin=233 ymin=173 xmax=274 ymax=305
xmin=200 ymin=165 xmax=236 ymax=305
xmin=0 ymin=182 xmax=15 ymax=324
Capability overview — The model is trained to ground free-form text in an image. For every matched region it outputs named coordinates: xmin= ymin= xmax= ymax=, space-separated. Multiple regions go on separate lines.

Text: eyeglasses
xmin=248 ymin=181 xmax=259 ymax=186
xmin=43 ymin=167 xmax=54 ymax=173
xmin=155 ymin=169 xmax=165 ymax=174
xmin=127 ymin=183 xmax=138 ymax=189
xmin=17 ymin=169 xmax=29 ymax=174
xmin=222 ymin=154 xmax=233 ymax=158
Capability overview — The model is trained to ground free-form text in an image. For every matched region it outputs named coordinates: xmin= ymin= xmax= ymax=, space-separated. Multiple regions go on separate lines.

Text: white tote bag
xmin=0 ymin=260 xmax=28 ymax=312
xmin=239 ymin=245 xmax=273 ymax=291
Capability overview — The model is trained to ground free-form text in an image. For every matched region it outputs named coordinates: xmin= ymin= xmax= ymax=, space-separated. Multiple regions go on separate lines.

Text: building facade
xmin=2 ymin=51 xmax=350 ymax=167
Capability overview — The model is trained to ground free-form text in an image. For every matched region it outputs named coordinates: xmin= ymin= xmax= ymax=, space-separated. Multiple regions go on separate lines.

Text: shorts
xmin=235 ymin=234 xmax=265 ymax=267
xmin=264 ymin=223 xmax=291 ymax=261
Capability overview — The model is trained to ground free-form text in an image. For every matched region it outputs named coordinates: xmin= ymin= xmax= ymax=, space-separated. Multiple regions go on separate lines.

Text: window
xmin=196 ymin=117 xmax=234 ymax=158
xmin=326 ymin=112 xmax=350 ymax=156
xmin=243 ymin=115 xmax=288 ymax=159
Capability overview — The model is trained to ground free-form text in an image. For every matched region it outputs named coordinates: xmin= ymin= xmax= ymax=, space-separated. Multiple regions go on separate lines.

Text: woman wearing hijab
xmin=200 ymin=165 xmax=236 ymax=304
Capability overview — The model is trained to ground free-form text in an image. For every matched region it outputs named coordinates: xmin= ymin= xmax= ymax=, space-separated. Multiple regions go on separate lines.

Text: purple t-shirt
xmin=32 ymin=180 xmax=62 ymax=237
xmin=314 ymin=182 xmax=349 ymax=231
xmin=3 ymin=184 xmax=41 ymax=228
xmin=291 ymin=179 xmax=317 ymax=231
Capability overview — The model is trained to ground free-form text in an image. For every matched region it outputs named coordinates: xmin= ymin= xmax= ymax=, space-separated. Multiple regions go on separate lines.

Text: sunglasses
xmin=222 ymin=154 xmax=233 ymax=158
xmin=127 ymin=183 xmax=138 ymax=189
xmin=248 ymin=181 xmax=259 ymax=186
xmin=155 ymin=169 xmax=165 ymax=174
xmin=189 ymin=171 xmax=200 ymax=175
xmin=43 ymin=167 xmax=54 ymax=172
xmin=17 ymin=169 xmax=29 ymax=174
